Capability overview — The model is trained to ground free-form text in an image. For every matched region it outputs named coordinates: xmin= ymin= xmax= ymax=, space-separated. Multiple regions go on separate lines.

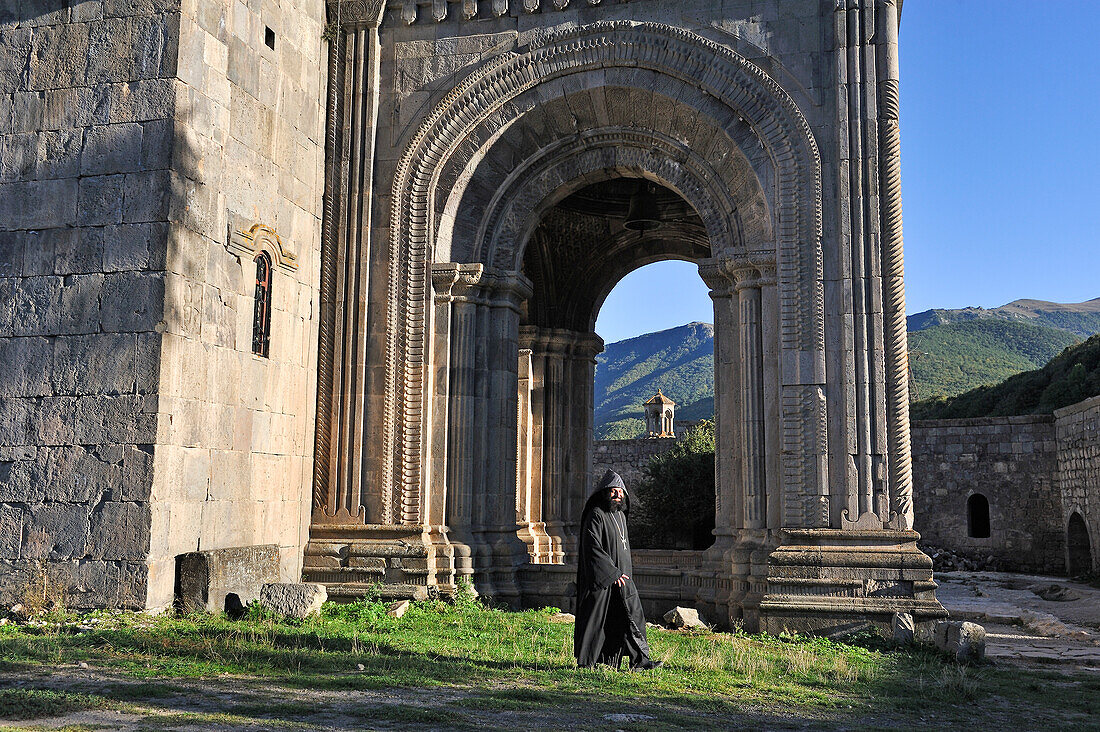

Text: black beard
xmin=606 ymin=497 xmax=624 ymax=512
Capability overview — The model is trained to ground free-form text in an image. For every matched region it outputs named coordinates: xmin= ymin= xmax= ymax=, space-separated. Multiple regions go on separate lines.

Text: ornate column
xmin=517 ymin=328 xmax=552 ymax=562
xmin=564 ymin=333 xmax=605 ymax=560
xmin=723 ymin=255 xmax=778 ymax=630
xmin=541 ymin=331 xmax=568 ymax=563
xmin=313 ymin=0 xmax=386 ymax=525
xmin=878 ymin=0 xmax=914 ymax=531
xmin=433 ymin=264 xmax=490 ymax=583
xmin=757 ymin=1 xmax=945 ymax=636
xmin=731 ymin=264 xmax=767 ymax=530
xmin=697 ymin=260 xmax=740 ymax=553
xmin=475 ymin=273 xmax=533 ymax=603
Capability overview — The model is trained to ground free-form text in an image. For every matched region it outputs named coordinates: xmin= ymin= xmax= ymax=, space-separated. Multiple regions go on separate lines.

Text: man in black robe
xmin=574 ymin=469 xmax=661 ymax=670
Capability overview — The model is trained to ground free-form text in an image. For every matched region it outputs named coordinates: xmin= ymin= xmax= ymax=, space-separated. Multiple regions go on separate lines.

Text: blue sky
xmin=595 ymin=1 xmax=1100 ymax=345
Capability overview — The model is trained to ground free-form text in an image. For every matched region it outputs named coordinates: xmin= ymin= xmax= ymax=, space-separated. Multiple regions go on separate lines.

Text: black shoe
xmin=631 ymin=659 xmax=663 ymax=671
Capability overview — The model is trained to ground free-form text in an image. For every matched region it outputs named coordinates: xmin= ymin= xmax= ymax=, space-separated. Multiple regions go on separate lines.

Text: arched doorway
xmin=308 ymin=15 xmax=946 ymax=634
xmin=967 ymin=494 xmax=990 ymax=538
xmin=514 ymin=180 xmax=714 ymax=566
xmin=1067 ymin=513 xmax=1093 ymax=577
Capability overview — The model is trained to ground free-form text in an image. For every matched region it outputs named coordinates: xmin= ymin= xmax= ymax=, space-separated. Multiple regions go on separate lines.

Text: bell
xmin=623 ymin=181 xmax=663 ymax=231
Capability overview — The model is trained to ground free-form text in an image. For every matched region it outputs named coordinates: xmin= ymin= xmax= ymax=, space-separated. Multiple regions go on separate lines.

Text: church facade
xmin=0 ymin=0 xmax=944 ymax=632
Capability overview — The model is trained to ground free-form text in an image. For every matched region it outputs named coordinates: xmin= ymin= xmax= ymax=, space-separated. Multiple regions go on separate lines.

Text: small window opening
xmin=967 ymin=494 xmax=990 ymax=538
xmin=265 ymin=26 xmax=276 ymax=50
xmin=252 ymin=252 xmax=272 ymax=357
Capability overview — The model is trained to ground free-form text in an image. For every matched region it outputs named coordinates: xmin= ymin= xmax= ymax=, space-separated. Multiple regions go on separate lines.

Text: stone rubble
xmin=258 ymin=583 xmax=327 ymax=620
xmin=663 ymin=606 xmax=708 ymax=630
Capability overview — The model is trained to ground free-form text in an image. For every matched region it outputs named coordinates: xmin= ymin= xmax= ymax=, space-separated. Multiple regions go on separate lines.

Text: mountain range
xmin=594 ymin=298 xmax=1100 ymax=438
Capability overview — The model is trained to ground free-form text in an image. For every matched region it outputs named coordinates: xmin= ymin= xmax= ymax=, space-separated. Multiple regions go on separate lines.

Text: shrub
xmin=632 ymin=420 xmax=715 ymax=549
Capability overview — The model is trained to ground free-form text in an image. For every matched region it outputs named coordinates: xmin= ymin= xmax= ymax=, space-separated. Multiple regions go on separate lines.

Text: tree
xmin=632 ymin=421 xmax=716 ymax=550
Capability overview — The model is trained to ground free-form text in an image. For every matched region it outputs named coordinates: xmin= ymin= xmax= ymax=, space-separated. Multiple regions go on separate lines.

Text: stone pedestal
xmin=759 ymin=529 xmax=947 ymax=636
xmin=302 ymin=524 xmax=447 ymax=601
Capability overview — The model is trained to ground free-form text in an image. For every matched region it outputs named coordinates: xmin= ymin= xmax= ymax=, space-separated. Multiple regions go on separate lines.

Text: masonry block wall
xmin=0 ymin=0 xmax=325 ymax=610
xmin=591 ymin=438 xmax=678 ymax=493
xmin=1055 ymin=395 xmax=1100 ymax=574
xmin=144 ymin=0 xmax=325 ymax=609
xmin=0 ymin=0 xmax=178 ymax=608
xmin=911 ymin=417 xmax=1064 ymax=574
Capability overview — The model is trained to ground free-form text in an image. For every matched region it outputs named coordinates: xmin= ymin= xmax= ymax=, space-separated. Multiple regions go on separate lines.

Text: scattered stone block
xmin=663 ymin=606 xmax=708 ymax=630
xmin=259 ymin=582 xmax=327 ymax=620
xmin=928 ymin=620 xmax=986 ymax=663
xmin=387 ymin=600 xmax=410 ymax=618
xmin=549 ymin=612 xmax=575 ymax=624
xmin=175 ymin=545 xmax=279 ymax=614
xmin=892 ymin=612 xmax=915 ymax=645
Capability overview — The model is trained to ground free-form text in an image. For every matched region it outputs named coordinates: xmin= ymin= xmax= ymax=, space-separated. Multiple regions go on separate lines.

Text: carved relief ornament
xmin=227 ymin=221 xmax=299 ymax=273
xmin=327 ymin=0 xmax=386 ymax=27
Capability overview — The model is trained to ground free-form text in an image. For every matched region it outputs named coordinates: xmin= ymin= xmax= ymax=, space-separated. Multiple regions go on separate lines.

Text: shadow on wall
xmin=0 ymin=0 xmax=77 ymax=25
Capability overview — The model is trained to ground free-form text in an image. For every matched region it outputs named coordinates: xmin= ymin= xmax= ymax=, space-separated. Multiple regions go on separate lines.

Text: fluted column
xmin=313 ymin=0 xmax=386 ymax=525
xmin=477 ymin=274 xmax=533 ymax=601
xmin=734 ymin=266 xmax=767 ymax=530
xmin=698 ymin=260 xmax=740 ymax=547
xmin=517 ymin=328 xmax=552 ymax=562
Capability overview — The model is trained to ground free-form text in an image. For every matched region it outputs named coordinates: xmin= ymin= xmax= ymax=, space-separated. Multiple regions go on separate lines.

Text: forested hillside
xmin=907 ymin=297 xmax=1100 ymax=338
xmin=907 ymin=320 xmax=1080 ymax=400
xmin=593 ymin=323 xmax=713 ymax=439
xmin=594 ymin=297 xmax=1099 ymax=436
xmin=911 ymin=335 xmax=1100 ymax=419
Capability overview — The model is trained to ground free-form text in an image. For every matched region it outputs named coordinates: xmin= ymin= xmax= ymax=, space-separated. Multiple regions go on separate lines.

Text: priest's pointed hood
xmin=582 ymin=469 xmax=631 ymax=520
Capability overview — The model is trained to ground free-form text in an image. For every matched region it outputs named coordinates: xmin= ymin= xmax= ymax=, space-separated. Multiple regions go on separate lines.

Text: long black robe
xmin=574 ymin=470 xmax=653 ymax=669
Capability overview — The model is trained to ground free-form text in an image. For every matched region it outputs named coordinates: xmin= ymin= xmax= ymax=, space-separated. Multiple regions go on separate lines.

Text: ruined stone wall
xmin=144 ymin=0 xmax=325 ymax=608
xmin=1055 ymin=395 xmax=1100 ymax=574
xmin=592 ymin=438 xmax=677 ymax=492
xmin=0 ymin=0 xmax=179 ymax=608
xmin=911 ymin=417 xmax=1064 ymax=574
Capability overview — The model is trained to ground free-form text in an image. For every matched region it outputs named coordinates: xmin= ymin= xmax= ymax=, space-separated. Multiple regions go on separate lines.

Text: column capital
xmin=327 ymin=0 xmax=386 ymax=28
xmin=697 ymin=258 xmax=730 ymax=295
xmin=431 ymin=263 xmax=532 ymax=307
xmin=720 ymin=253 xmax=777 ymax=291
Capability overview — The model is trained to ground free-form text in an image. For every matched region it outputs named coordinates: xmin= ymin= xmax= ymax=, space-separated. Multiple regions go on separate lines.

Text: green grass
xmin=0 ymin=602 xmax=1098 ymax=729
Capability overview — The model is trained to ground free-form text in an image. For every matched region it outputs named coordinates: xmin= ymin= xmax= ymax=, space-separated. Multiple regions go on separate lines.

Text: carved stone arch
xmin=477 ymin=130 xmax=749 ymax=270
xmin=387 ymin=20 xmax=824 ymax=517
xmin=431 ymin=74 xmax=779 ymax=264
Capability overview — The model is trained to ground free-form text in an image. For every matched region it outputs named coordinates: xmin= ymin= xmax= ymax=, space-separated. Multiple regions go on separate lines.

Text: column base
xmin=759 ymin=528 xmax=947 ymax=637
xmin=303 ymin=523 xmax=458 ymax=601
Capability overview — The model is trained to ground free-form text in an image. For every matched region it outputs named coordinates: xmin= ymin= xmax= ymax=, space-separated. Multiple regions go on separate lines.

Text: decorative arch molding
xmin=227 ymin=220 xmax=299 ymax=273
xmin=386 ymin=20 xmax=825 ymax=522
xmin=470 ymin=128 xmax=752 ymax=269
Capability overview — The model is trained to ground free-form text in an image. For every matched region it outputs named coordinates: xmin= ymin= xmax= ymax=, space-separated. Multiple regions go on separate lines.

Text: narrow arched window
xmin=967 ymin=494 xmax=990 ymax=538
xmin=252 ymin=252 xmax=272 ymax=357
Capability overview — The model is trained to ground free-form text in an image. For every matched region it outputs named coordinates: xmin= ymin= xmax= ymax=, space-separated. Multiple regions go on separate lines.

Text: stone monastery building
xmin=0 ymin=0 xmax=951 ymax=633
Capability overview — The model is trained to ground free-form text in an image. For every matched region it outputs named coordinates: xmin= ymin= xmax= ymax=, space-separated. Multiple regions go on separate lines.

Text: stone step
xmin=318 ymin=581 xmax=430 ymax=602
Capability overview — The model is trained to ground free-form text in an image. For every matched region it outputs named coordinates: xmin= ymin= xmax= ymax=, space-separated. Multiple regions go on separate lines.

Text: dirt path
xmin=0 ymin=665 xmax=840 ymax=731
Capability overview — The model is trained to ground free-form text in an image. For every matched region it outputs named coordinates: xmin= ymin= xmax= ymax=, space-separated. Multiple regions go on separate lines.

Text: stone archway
xmin=308 ymin=7 xmax=945 ymax=635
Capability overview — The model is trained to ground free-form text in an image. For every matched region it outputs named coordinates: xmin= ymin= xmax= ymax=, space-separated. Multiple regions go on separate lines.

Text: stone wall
xmin=144 ymin=0 xmax=325 ymax=609
xmin=1055 ymin=395 xmax=1100 ymax=574
xmin=592 ymin=437 xmax=678 ymax=491
xmin=0 ymin=0 xmax=179 ymax=608
xmin=0 ymin=0 xmax=325 ymax=610
xmin=911 ymin=417 xmax=1064 ymax=574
